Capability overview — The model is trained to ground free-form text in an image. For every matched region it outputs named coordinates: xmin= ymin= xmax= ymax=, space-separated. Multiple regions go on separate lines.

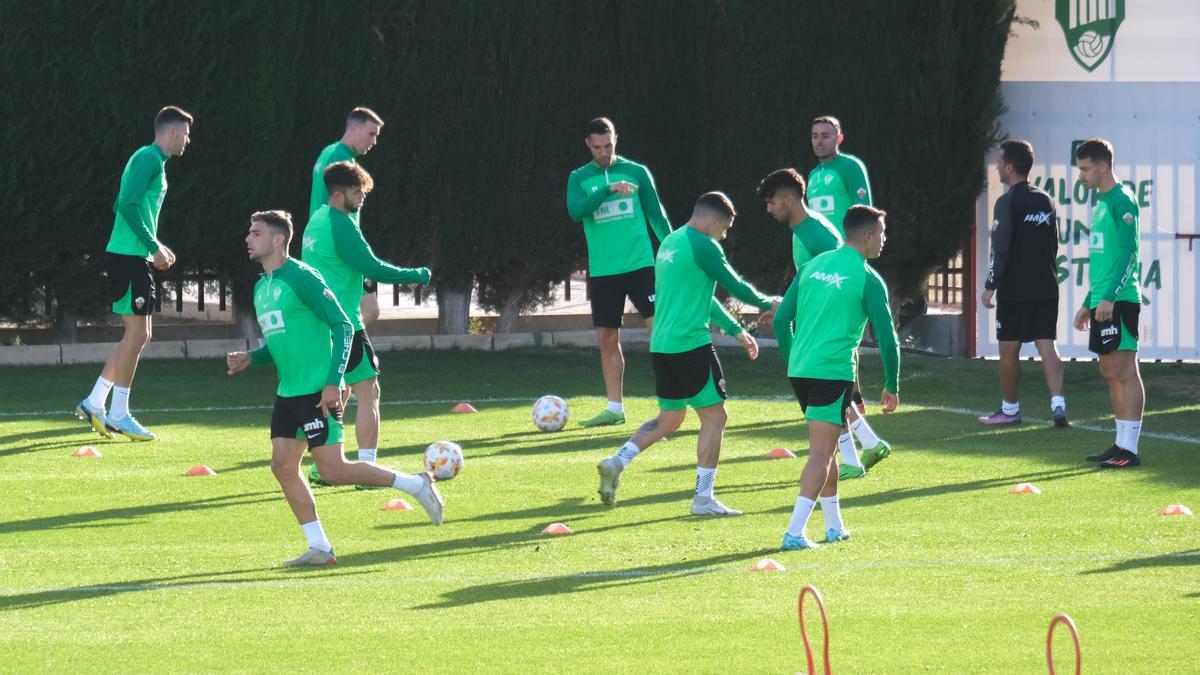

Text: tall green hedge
xmin=1 ymin=0 xmax=1013 ymax=336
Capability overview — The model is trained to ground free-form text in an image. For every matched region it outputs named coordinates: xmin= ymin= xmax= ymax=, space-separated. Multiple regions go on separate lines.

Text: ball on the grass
xmin=423 ymin=440 xmax=463 ymax=480
xmin=532 ymin=395 xmax=569 ymax=432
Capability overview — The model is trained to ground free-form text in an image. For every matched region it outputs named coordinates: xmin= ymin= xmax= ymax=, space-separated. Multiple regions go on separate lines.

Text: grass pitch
xmin=0 ymin=348 xmax=1197 ymax=673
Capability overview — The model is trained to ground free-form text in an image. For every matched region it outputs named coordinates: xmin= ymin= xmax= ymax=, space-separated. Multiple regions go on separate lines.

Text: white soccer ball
xmin=1076 ymin=30 xmax=1104 ymax=58
xmin=532 ymin=395 xmax=570 ymax=432
xmin=423 ymin=440 xmax=463 ymax=480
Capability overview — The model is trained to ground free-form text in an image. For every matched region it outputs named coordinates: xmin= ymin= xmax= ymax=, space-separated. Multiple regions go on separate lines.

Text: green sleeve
xmin=795 ymin=221 xmax=842 ymax=258
xmin=290 ymin=268 xmax=354 ymax=387
xmin=633 ymin=164 xmax=672 ymax=243
xmin=772 ymin=274 xmax=800 ymax=359
xmin=330 ymin=215 xmax=431 ymax=285
xmin=690 ymin=233 xmax=774 ymax=309
xmin=1102 ymin=201 xmax=1139 ymax=303
xmin=863 ymin=267 xmax=899 ymax=393
xmin=249 ymin=343 xmax=274 ymax=366
xmin=565 ymin=170 xmax=610 ymax=223
xmin=115 ymin=152 xmax=162 ymax=253
xmin=709 ymin=299 xmax=744 ymax=336
xmin=841 ymin=157 xmax=873 ymax=206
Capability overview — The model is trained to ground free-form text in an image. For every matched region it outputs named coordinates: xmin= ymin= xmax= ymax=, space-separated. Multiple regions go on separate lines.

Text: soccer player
xmin=75 ymin=106 xmax=192 ymax=441
xmin=757 ymin=169 xmax=872 ymax=479
xmin=979 ymin=140 xmax=1067 ymax=428
xmin=780 ymin=205 xmax=899 ymax=550
xmin=1072 ymin=139 xmax=1145 ymax=468
xmin=807 ymin=116 xmax=891 ymax=462
xmin=566 ymin=117 xmax=673 ymax=427
xmin=595 ymin=192 xmax=779 ymax=515
xmin=227 ymin=210 xmax=443 ymax=566
xmin=302 ymin=161 xmax=431 ymax=485
xmin=310 ymin=108 xmax=387 ymax=324
xmin=807 ymin=116 xmax=872 ymax=237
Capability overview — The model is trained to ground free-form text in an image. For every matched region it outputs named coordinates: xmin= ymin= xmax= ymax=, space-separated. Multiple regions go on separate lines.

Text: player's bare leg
xmin=690 ymin=402 xmax=739 ymax=515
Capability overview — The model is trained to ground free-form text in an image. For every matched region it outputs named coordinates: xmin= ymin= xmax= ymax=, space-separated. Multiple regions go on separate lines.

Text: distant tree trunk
xmin=232 ymin=281 xmax=260 ymax=342
xmin=55 ymin=307 xmax=77 ymax=344
xmin=495 ymin=288 xmax=523 ymax=334
xmin=436 ymin=278 xmax=472 ymax=335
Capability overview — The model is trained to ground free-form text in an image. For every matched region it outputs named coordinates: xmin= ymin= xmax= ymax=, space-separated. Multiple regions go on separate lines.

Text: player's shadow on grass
xmin=0 ymin=566 xmax=374 ymax=612
xmin=1081 ymin=549 xmax=1200 ymax=576
xmin=0 ymin=425 xmax=104 ymax=458
xmin=0 ymin=491 xmax=280 ymax=535
xmin=410 ymin=546 xmax=780 ymax=610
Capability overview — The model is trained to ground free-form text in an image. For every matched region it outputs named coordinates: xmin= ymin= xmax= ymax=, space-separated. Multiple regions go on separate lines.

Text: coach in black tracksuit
xmin=979 ymin=140 xmax=1068 ymax=428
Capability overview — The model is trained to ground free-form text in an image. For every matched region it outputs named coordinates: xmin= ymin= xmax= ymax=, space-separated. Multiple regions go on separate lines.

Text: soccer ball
xmin=1076 ymin=30 xmax=1104 ymax=58
xmin=532 ymin=395 xmax=569 ymax=432
xmin=423 ymin=440 xmax=463 ymax=480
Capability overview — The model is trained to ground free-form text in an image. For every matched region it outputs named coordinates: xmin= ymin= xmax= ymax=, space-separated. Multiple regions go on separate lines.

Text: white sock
xmin=1001 ymin=400 xmax=1020 ymax=416
xmin=87 ymin=376 xmax=113 ymax=409
xmin=849 ymin=417 xmax=881 ymax=449
xmin=787 ymin=497 xmax=817 ymax=538
xmin=1116 ymin=419 xmax=1141 ymax=454
xmin=392 ymin=472 xmax=424 ymax=494
xmin=358 ymin=447 xmax=377 ymax=463
xmin=819 ymin=495 xmax=844 ymax=532
xmin=615 ymin=441 xmax=640 ymax=468
xmin=110 ymin=386 xmax=131 ymax=420
xmin=605 ymin=401 xmax=624 ymax=415
xmin=300 ymin=520 xmax=332 ymax=552
xmin=838 ymin=433 xmax=863 ymax=469
xmin=695 ymin=467 xmax=716 ymax=498
xmin=1050 ymin=395 xmax=1066 ymax=412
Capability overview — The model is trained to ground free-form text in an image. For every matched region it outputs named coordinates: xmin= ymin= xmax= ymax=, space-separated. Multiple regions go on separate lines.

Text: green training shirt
xmin=106 ymin=144 xmax=169 ymax=259
xmin=249 ymin=258 xmax=353 ymax=397
xmin=566 ymin=156 xmax=672 ymax=277
xmin=651 ymin=226 xmax=774 ymax=354
xmin=309 ymin=141 xmax=358 ymax=221
xmin=775 ymin=213 xmax=845 ymax=359
xmin=1085 ymin=183 xmax=1141 ymax=308
xmin=787 ymin=246 xmax=899 ymax=394
xmin=301 ymin=205 xmax=431 ymax=331
xmin=807 ymin=153 xmax=872 ymax=236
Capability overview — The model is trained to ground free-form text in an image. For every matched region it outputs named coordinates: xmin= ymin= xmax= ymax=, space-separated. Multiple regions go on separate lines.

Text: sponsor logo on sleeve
xmin=1122 ymin=212 xmax=1134 ymax=225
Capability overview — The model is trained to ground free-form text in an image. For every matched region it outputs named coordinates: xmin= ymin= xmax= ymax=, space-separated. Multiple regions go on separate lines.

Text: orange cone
xmin=766 ymin=448 xmax=796 ymax=459
xmin=1009 ymin=482 xmax=1041 ymax=494
xmin=1161 ymin=504 xmax=1193 ymax=516
xmin=381 ymin=498 xmax=413 ymax=511
xmin=541 ymin=522 xmax=573 ymax=535
xmin=451 ymin=402 xmax=478 ymax=413
xmin=750 ymin=558 xmax=785 ymax=571
xmin=186 ymin=465 xmax=217 ymax=476
xmin=72 ymin=446 xmax=102 ymax=457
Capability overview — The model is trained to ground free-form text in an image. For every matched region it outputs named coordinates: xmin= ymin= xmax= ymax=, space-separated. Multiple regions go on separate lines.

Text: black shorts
xmin=589 ymin=266 xmax=655 ymax=328
xmin=270 ymin=392 xmax=345 ymax=449
xmin=106 ymin=252 xmax=156 ymax=316
xmin=362 ymin=279 xmax=378 ymax=294
xmin=651 ymin=344 xmax=727 ymax=410
xmin=1089 ymin=301 xmax=1140 ymax=355
xmin=995 ymin=298 xmax=1058 ymax=343
xmin=790 ymin=377 xmax=855 ymax=426
xmin=345 ymin=329 xmax=380 ymax=385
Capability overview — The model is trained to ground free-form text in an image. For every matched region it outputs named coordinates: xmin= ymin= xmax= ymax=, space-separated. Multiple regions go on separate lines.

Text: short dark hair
xmin=843 ymin=204 xmax=886 ymax=237
xmin=693 ymin=191 xmax=736 ymax=219
xmin=251 ymin=210 xmax=294 ymax=245
xmin=1000 ymin=140 xmax=1035 ymax=175
xmin=346 ymin=107 xmax=384 ymax=128
xmin=323 ymin=161 xmax=374 ymax=194
xmin=154 ymin=106 xmax=193 ymax=131
xmin=585 ymin=117 xmax=616 ymax=137
xmin=1075 ymin=138 xmax=1114 ymax=165
xmin=812 ymin=115 xmax=841 ymax=134
xmin=756 ymin=168 xmax=807 ymax=201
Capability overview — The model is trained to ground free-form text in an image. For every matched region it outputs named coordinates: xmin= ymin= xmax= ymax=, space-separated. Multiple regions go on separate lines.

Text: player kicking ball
xmin=779 ymin=206 xmax=900 ymax=550
xmin=595 ymin=192 xmax=779 ymax=516
xmin=227 ymin=211 xmax=443 ymax=566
